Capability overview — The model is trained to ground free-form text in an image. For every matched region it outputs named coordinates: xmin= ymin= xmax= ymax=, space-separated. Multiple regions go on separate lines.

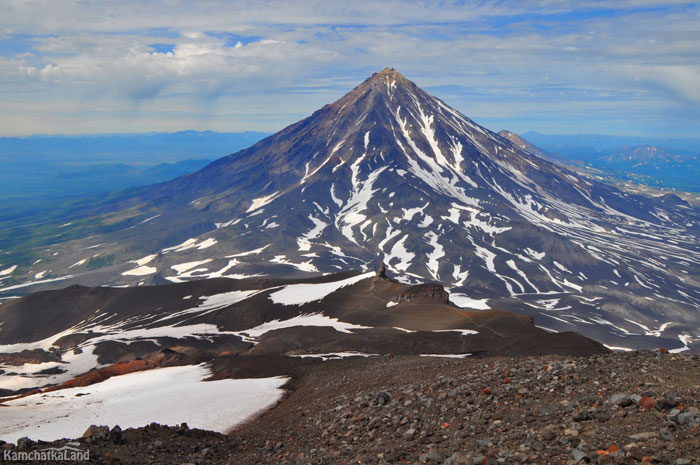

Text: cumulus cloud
xmin=18 ymin=32 xmax=337 ymax=100
xmin=0 ymin=0 xmax=698 ymax=136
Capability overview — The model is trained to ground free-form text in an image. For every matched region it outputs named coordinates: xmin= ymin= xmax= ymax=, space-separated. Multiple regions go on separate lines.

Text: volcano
xmin=1 ymin=68 xmax=699 ymax=351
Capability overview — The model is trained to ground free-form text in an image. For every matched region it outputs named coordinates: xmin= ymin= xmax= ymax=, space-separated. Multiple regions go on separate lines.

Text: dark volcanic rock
xmin=82 ymin=425 xmax=109 ymax=440
xmin=0 ymin=349 xmax=61 ymax=365
xmin=397 ymin=283 xmax=450 ymax=304
xmin=41 ymin=351 xmax=699 ymax=465
xmin=610 ymin=393 xmax=634 ymax=407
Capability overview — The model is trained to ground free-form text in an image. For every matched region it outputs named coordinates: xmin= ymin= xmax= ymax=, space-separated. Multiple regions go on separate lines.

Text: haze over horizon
xmin=1 ymin=1 xmax=699 ymax=138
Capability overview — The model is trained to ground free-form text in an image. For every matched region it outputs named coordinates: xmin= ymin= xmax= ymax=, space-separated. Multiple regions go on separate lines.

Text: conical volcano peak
xmin=376 ymin=66 xmax=398 ymax=75
xmin=372 ymin=67 xmax=408 ymax=84
xmin=335 ymin=67 xmax=424 ymax=111
xmin=364 ymin=67 xmax=418 ymax=94
xmin=292 ymin=66 xmax=508 ymax=189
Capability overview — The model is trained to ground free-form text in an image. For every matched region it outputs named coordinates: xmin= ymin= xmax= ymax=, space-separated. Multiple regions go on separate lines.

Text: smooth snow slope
xmin=0 ymin=364 xmax=289 ymax=443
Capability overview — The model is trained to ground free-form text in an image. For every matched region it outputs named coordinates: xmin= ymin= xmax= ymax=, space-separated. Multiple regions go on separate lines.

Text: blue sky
xmin=1 ymin=0 xmax=699 ymax=137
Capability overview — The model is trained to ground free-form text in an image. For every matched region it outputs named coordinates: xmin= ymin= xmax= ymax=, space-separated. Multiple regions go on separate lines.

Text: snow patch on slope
xmin=121 ymin=266 xmax=157 ymax=276
xmin=0 ymin=265 xmax=17 ymax=276
xmin=0 ymin=365 xmax=288 ymax=443
xmin=237 ymin=314 xmax=371 ymax=339
xmin=449 ymin=293 xmax=491 ymax=310
xmin=290 ymin=351 xmax=378 ymax=361
xmin=133 ymin=255 xmax=157 ymax=266
xmin=247 ymin=191 xmax=281 ymax=212
xmin=269 ymin=271 xmax=374 ymax=306
xmin=297 ymin=216 xmax=328 ymax=251
xmin=172 ymin=259 xmax=213 ymax=274
xmin=425 ymin=231 xmax=444 ymax=279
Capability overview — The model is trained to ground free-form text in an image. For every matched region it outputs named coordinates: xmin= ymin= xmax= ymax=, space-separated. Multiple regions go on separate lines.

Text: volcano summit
xmin=1 ymin=68 xmax=699 ymax=352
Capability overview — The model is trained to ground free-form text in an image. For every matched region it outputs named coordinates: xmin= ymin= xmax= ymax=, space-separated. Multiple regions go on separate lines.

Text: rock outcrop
xmin=397 ymin=283 xmax=450 ymax=305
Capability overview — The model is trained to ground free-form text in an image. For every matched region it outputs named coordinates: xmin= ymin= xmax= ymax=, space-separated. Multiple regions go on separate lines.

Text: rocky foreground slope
xmin=4 ymin=351 xmax=698 ymax=465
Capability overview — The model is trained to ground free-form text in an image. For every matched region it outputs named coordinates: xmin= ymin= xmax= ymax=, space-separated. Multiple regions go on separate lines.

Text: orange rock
xmin=639 ymin=396 xmax=657 ymax=410
xmin=482 ymin=388 xmax=491 ymax=395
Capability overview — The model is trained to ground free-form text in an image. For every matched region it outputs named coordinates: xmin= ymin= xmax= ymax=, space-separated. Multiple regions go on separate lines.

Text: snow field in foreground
xmin=0 ymin=364 xmax=289 ymax=443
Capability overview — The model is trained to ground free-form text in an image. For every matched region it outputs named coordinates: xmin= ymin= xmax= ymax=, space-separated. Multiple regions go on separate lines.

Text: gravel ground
xmin=3 ymin=350 xmax=699 ymax=464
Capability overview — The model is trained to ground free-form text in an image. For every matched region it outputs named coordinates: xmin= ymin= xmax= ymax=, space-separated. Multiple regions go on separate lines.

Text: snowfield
xmin=419 ymin=353 xmax=472 ymax=358
xmin=235 ymin=313 xmax=371 ymax=342
xmin=434 ymin=329 xmax=479 ymax=336
xmin=449 ymin=292 xmax=491 ymax=310
xmin=289 ymin=351 xmax=379 ymax=361
xmin=269 ymin=271 xmax=374 ymax=306
xmin=121 ymin=265 xmax=157 ymax=276
xmin=0 ymin=346 xmax=99 ymax=392
xmin=0 ymin=364 xmax=289 ymax=443
xmin=0 ymin=265 xmax=17 ymax=276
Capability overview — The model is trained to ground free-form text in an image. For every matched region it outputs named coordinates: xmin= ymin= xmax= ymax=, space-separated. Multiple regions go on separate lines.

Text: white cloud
xmin=0 ymin=1 xmax=698 ymax=136
xmin=614 ymin=64 xmax=700 ymax=103
xmin=17 ymin=32 xmax=337 ymax=100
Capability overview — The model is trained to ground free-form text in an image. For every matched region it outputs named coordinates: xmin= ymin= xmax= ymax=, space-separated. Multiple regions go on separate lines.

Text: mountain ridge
xmin=1 ymin=68 xmax=698 ymax=352
xmin=0 ymin=269 xmax=607 ymax=398
xmin=508 ymin=132 xmax=700 ymax=192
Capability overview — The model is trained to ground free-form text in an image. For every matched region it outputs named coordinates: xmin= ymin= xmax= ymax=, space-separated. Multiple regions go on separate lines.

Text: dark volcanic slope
xmin=0 ymin=68 xmax=698 ymax=351
xmin=498 ymin=129 xmax=574 ymax=167
xmin=0 ymin=271 xmax=605 ymax=396
xmin=8 ymin=351 xmax=699 ymax=465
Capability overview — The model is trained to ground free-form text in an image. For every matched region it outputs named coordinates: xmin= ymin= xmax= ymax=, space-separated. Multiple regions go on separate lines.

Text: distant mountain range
xmin=518 ymin=132 xmax=700 ymax=192
xmin=1 ymin=68 xmax=698 ymax=352
xmin=522 ymin=132 xmax=700 ymax=157
xmin=0 ymin=131 xmax=269 ymax=220
xmin=0 ymin=130 xmax=268 ymax=163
